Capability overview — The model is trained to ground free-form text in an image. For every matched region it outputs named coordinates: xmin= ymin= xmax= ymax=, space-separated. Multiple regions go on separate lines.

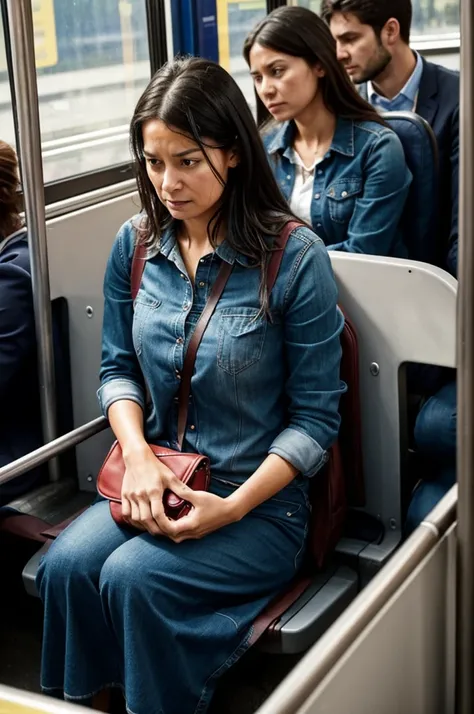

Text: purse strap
xmin=131 ymin=220 xmax=302 ymax=449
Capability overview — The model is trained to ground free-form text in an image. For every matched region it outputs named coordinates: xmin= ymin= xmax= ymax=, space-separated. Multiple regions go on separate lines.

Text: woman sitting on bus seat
xmin=0 ymin=140 xmax=43 ymax=506
xmin=244 ymin=6 xmax=412 ymax=256
xmin=37 ymin=57 xmax=345 ymax=714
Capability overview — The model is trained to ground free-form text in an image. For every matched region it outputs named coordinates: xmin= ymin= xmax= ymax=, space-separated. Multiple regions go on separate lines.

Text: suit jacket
xmin=360 ymin=57 xmax=459 ymax=275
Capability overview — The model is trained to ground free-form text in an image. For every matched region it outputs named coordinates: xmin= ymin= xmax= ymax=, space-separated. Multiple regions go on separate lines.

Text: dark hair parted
xmin=130 ymin=56 xmax=298 ymax=314
xmin=243 ymin=6 xmax=386 ymax=128
xmin=320 ymin=0 xmax=413 ymax=45
xmin=0 ymin=140 xmax=21 ymax=240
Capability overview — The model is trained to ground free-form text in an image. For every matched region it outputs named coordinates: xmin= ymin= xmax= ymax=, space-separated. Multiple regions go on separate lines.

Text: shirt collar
xmin=157 ymin=224 xmax=251 ymax=267
xmin=268 ymin=116 xmax=355 ymax=159
xmin=367 ymin=51 xmax=423 ymax=110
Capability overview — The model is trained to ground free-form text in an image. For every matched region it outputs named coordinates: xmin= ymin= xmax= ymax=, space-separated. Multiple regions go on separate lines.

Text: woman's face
xmin=142 ymin=120 xmax=238 ymax=224
xmin=249 ymin=44 xmax=324 ymax=122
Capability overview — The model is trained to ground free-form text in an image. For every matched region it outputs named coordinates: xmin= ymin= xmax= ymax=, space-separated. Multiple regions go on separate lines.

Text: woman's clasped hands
xmin=121 ymin=446 xmax=240 ymax=542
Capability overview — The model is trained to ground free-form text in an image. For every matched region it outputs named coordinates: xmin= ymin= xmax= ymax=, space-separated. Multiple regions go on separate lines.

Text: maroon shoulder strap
xmin=266 ymin=220 xmax=303 ymax=296
xmin=131 ymin=240 xmax=147 ymax=301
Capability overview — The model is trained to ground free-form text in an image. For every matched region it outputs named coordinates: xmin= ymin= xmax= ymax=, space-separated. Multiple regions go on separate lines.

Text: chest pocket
xmin=326 ymin=178 xmax=362 ymax=224
xmin=217 ymin=307 xmax=267 ymax=375
xmin=132 ymin=290 xmax=161 ymax=356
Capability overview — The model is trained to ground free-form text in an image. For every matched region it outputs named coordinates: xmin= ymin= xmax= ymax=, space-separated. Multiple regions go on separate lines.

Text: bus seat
xmin=252 ymin=254 xmax=456 ymax=654
xmin=381 ymin=111 xmax=439 ymax=266
xmin=252 ymin=312 xmax=362 ymax=653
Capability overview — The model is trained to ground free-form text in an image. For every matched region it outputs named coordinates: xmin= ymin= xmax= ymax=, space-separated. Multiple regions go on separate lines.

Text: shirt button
xmin=317 ymin=169 xmax=323 ymax=176
xmin=183 ymin=303 xmax=189 ymax=311
xmin=314 ymin=193 xmax=321 ymax=200
xmin=176 ymin=337 xmax=183 ymax=345
xmin=175 ymin=370 xmax=181 ymax=380
xmin=199 ymin=258 xmax=205 ymax=263
xmin=198 ymin=281 xmax=205 ymax=287
xmin=341 ymin=190 xmax=348 ymax=198
xmin=286 ymin=174 xmax=291 ymax=180
xmin=316 ymin=223 xmax=322 ymax=228
xmin=189 ymin=424 xmax=196 ymax=431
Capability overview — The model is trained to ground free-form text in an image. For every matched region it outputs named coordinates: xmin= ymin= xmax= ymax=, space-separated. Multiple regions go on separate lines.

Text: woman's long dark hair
xmin=130 ymin=56 xmax=299 ymax=314
xmin=243 ymin=5 xmax=385 ymax=128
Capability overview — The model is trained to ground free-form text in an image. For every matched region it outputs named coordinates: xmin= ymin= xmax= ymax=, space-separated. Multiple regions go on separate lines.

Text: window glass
xmin=411 ymin=0 xmax=459 ymax=38
xmin=33 ymin=0 xmax=150 ymax=184
xmin=291 ymin=0 xmax=459 ymax=38
xmin=0 ymin=14 xmax=16 ymax=152
xmin=216 ymin=0 xmax=266 ymax=112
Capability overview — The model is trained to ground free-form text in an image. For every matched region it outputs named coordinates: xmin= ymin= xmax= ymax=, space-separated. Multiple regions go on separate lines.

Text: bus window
xmin=289 ymin=0 xmax=460 ymax=43
xmin=31 ymin=0 xmax=150 ymax=184
xmin=0 ymin=14 xmax=15 ymax=151
xmin=216 ymin=0 xmax=266 ymax=112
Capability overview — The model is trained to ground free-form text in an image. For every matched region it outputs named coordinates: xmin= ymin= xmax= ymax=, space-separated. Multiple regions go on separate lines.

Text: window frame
xmin=1 ymin=0 xmax=167 ymax=207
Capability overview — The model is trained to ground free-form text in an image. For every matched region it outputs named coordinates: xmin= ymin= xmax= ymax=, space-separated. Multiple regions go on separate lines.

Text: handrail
xmin=255 ymin=486 xmax=457 ymax=714
xmin=0 ymin=417 xmax=109 ymax=487
xmin=456 ymin=0 xmax=474 ymax=709
xmin=5 ymin=0 xmax=59 ymax=480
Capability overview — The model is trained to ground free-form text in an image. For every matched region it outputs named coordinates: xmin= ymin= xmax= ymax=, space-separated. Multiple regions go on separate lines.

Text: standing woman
xmin=37 ymin=57 xmax=345 ymax=714
xmin=0 ymin=140 xmax=43 ymax=504
xmin=244 ymin=5 xmax=412 ymax=256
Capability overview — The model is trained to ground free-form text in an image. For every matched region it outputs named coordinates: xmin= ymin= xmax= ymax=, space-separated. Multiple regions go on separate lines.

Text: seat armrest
xmin=260 ymin=565 xmax=358 ymax=655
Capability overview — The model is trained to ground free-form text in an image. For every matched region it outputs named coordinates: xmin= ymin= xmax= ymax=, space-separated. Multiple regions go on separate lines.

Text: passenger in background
xmin=322 ymin=0 xmax=459 ymax=532
xmin=0 ymin=141 xmax=43 ymax=506
xmin=244 ymin=5 xmax=412 ymax=256
xmin=322 ymin=0 xmax=459 ymax=270
xmin=37 ymin=57 xmax=345 ymax=714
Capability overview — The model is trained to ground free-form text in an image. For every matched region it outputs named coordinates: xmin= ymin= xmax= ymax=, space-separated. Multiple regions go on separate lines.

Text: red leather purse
xmin=97 ymin=221 xmax=300 ymax=525
xmin=98 ymin=443 xmax=211 ymax=521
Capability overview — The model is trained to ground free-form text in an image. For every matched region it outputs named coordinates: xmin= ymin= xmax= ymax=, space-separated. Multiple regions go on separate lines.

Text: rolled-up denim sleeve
xmin=268 ymin=235 xmax=346 ymax=477
xmin=97 ymin=221 xmax=146 ymax=416
xmin=328 ymin=130 xmax=412 ymax=256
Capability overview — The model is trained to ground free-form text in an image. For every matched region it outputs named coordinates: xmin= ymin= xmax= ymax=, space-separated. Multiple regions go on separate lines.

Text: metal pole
xmin=0 ymin=417 xmax=109 ymax=487
xmin=456 ymin=0 xmax=474 ymax=709
xmin=5 ymin=0 xmax=59 ymax=480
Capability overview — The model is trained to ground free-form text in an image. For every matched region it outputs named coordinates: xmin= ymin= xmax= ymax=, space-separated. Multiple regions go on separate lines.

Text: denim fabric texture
xmin=263 ymin=117 xmax=412 ymax=256
xmin=98 ymin=218 xmax=345 ymax=485
xmin=405 ymin=380 xmax=457 ymax=535
xmin=38 ymin=218 xmax=345 ymax=714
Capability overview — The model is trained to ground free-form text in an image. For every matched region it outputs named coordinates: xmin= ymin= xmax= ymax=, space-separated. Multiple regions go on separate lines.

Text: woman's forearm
xmin=227 ymin=454 xmax=299 ymax=521
xmin=108 ymin=400 xmax=148 ymax=460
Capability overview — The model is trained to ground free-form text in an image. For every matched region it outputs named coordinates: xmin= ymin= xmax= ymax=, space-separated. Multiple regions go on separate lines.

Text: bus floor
xmin=0 ymin=534 xmax=300 ymax=713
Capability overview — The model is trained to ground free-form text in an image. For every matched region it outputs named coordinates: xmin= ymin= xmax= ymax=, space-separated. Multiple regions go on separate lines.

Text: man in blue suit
xmin=321 ymin=0 xmax=459 ymax=272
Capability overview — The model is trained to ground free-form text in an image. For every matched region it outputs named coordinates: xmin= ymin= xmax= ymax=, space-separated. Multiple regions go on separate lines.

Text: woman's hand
xmin=121 ymin=449 xmax=238 ymax=540
xmin=158 ymin=485 xmax=241 ymax=543
xmin=121 ymin=446 xmax=174 ymax=536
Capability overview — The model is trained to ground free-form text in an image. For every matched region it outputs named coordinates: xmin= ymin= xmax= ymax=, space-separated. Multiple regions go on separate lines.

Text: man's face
xmin=329 ymin=11 xmax=392 ymax=84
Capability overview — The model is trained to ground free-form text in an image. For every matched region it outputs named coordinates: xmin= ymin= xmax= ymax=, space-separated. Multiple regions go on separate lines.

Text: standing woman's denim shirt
xmin=98 ymin=219 xmax=345 ymax=498
xmin=263 ymin=117 xmax=412 ymax=256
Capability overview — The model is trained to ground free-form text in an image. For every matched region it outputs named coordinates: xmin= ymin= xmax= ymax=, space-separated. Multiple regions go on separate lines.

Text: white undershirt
xmin=288 ymin=150 xmax=323 ymax=224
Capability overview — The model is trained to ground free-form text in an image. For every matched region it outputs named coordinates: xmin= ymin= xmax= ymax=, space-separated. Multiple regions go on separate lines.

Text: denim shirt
xmin=263 ymin=117 xmax=412 ymax=256
xmin=98 ymin=218 xmax=345 ymax=495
